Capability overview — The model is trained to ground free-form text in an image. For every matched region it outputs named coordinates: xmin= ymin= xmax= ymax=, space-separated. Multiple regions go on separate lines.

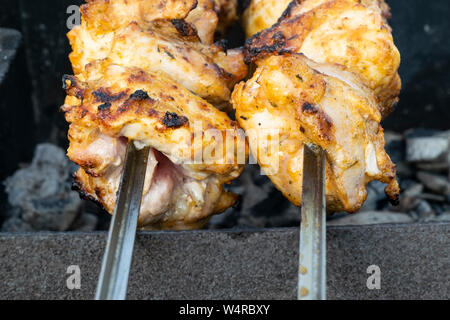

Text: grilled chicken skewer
xmin=233 ymin=0 xmax=401 ymax=214
xmin=61 ymin=0 xmax=246 ymax=298
xmin=236 ymin=0 xmax=402 ymax=300
xmin=63 ymin=0 xmax=248 ymax=230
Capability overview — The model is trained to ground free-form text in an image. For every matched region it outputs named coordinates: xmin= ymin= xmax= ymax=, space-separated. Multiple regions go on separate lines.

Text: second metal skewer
xmin=298 ymin=143 xmax=327 ymax=300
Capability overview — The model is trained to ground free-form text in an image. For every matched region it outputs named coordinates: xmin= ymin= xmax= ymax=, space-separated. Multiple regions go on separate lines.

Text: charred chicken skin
xmin=68 ymin=0 xmax=247 ymax=109
xmin=233 ymin=0 xmax=401 ymax=213
xmin=243 ymin=0 xmax=401 ymax=116
xmin=63 ymin=0 xmax=248 ymax=229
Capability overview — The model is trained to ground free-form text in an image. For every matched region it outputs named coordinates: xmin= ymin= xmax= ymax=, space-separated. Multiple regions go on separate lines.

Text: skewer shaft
xmin=95 ymin=142 xmax=149 ymax=300
xmin=298 ymin=143 xmax=326 ymax=300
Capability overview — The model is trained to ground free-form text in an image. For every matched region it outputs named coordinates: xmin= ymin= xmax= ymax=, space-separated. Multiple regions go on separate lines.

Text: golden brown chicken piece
xmin=243 ymin=0 xmax=401 ymax=116
xmin=242 ymin=0 xmax=392 ymax=39
xmin=63 ymin=61 xmax=247 ymax=229
xmin=63 ymin=0 xmax=248 ymax=229
xmin=232 ymin=54 xmax=399 ymax=212
xmin=68 ymin=0 xmax=247 ymax=109
xmin=233 ymin=0 xmax=401 ymax=213
xmin=242 ymin=0 xmax=292 ymax=38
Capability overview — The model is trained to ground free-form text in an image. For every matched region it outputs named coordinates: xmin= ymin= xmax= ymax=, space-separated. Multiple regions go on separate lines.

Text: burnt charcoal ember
xmin=400 ymin=179 xmax=421 ymax=192
xmin=416 ymin=171 xmax=450 ymax=196
xmin=403 ymin=182 xmax=425 ymax=197
xmin=360 ymin=181 xmax=393 ymax=212
xmin=406 ymin=130 xmax=449 ymax=164
xmin=418 ymin=193 xmax=446 ymax=202
xmin=396 ymin=162 xmax=414 ymax=179
xmin=415 ymin=162 xmax=449 ymax=172
xmin=384 ymin=131 xmax=415 ymax=178
xmin=210 ymin=128 xmax=450 ymax=229
xmin=391 ymin=182 xmax=422 ymax=214
xmin=208 ymin=165 xmax=299 ymax=229
xmin=0 ymin=28 xmax=35 ymax=221
xmin=0 ymin=28 xmax=21 ymax=83
xmin=433 ymin=213 xmax=450 ymax=222
xmin=395 ymin=195 xmax=420 ymax=214
xmin=0 ymin=210 xmax=33 ymax=232
xmin=359 ymin=186 xmax=378 ymax=212
xmin=69 ymin=212 xmax=98 ymax=232
xmin=2 ymin=143 xmax=87 ymax=232
xmin=410 ymin=200 xmax=436 ymax=222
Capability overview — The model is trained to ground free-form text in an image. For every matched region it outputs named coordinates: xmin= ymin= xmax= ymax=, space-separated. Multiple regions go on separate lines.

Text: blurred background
xmin=0 ymin=0 xmax=449 ymax=232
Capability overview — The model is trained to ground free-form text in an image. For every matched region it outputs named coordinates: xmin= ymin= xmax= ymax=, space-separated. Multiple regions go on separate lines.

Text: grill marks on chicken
xmin=63 ymin=0 xmax=247 ymax=229
xmin=68 ymin=0 xmax=247 ymax=109
xmin=63 ymin=62 xmax=246 ymax=229
xmin=243 ymin=0 xmax=401 ymax=117
xmin=232 ymin=54 xmax=399 ymax=212
xmin=233 ymin=0 xmax=401 ymax=213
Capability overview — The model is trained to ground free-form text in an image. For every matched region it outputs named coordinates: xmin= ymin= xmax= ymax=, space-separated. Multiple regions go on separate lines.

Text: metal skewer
xmin=298 ymin=143 xmax=326 ymax=300
xmin=95 ymin=142 xmax=149 ymax=300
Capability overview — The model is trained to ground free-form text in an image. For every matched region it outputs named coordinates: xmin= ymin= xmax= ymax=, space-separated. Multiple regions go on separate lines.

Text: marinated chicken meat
xmin=243 ymin=0 xmax=401 ymax=116
xmin=63 ymin=0 xmax=247 ymax=229
xmin=233 ymin=0 xmax=401 ymax=213
xmin=68 ymin=0 xmax=247 ymax=109
xmin=242 ymin=0 xmax=392 ymax=40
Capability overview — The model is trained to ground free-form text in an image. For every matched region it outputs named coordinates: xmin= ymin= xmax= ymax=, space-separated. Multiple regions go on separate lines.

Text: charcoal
xmin=404 ymin=128 xmax=440 ymax=139
xmin=209 ymin=165 xmax=299 ymax=229
xmin=403 ymin=182 xmax=424 ymax=197
xmin=0 ymin=28 xmax=21 ymax=83
xmin=0 ymin=27 xmax=35 ymax=191
xmin=2 ymin=143 xmax=82 ymax=231
xmin=432 ymin=213 xmax=450 ymax=222
xmin=406 ymin=135 xmax=449 ymax=163
xmin=384 ymin=131 xmax=404 ymax=164
xmin=1 ymin=217 xmax=33 ymax=232
xmin=415 ymin=162 xmax=448 ymax=172
xmin=369 ymin=180 xmax=388 ymax=196
xmin=396 ymin=192 xmax=421 ymax=214
xmin=359 ymin=187 xmax=378 ymax=212
xmin=396 ymin=162 xmax=414 ymax=178
xmin=431 ymin=203 xmax=446 ymax=216
xmin=411 ymin=200 xmax=436 ymax=222
xmin=400 ymin=179 xmax=420 ymax=192
xmin=416 ymin=171 xmax=450 ymax=196
xmin=327 ymin=211 xmax=413 ymax=226
xmin=70 ymin=212 xmax=98 ymax=232
xmin=418 ymin=193 xmax=446 ymax=202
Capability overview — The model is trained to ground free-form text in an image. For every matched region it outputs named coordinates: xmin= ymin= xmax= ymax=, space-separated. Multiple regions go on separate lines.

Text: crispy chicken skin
xmin=242 ymin=0 xmax=392 ymax=38
xmin=68 ymin=0 xmax=247 ymax=109
xmin=232 ymin=54 xmax=399 ymax=212
xmin=63 ymin=0 xmax=247 ymax=229
xmin=233 ymin=0 xmax=401 ymax=213
xmin=242 ymin=0 xmax=292 ymax=38
xmin=63 ymin=61 xmax=246 ymax=229
xmin=186 ymin=0 xmax=239 ymax=42
xmin=243 ymin=0 xmax=401 ymax=117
